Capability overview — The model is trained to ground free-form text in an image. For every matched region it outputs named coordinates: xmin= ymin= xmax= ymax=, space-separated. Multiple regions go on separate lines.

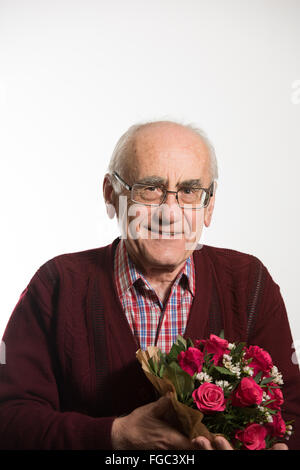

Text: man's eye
xmin=181 ymin=188 xmax=194 ymax=194
xmin=145 ymin=186 xmax=159 ymax=192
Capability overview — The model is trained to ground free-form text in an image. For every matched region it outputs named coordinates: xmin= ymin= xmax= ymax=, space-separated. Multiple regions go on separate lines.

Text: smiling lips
xmin=144 ymin=226 xmax=184 ymax=236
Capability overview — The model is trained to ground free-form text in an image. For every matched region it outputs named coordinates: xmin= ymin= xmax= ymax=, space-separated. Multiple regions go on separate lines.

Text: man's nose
xmin=163 ymin=191 xmax=182 ymax=211
xmin=164 ymin=190 xmax=178 ymax=205
xmin=155 ymin=191 xmax=182 ymax=226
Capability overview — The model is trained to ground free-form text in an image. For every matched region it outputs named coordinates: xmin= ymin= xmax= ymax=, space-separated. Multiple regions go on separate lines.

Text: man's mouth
xmin=143 ymin=226 xmax=183 ymax=237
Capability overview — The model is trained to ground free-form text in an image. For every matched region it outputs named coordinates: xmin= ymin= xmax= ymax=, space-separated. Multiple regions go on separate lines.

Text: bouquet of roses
xmin=136 ymin=332 xmax=293 ymax=450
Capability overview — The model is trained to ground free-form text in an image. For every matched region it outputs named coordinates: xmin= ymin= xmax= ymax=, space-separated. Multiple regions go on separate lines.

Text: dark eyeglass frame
xmin=112 ymin=171 xmax=214 ymax=210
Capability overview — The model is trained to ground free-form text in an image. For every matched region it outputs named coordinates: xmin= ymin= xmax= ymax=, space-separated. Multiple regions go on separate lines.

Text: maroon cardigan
xmin=0 ymin=237 xmax=300 ymax=450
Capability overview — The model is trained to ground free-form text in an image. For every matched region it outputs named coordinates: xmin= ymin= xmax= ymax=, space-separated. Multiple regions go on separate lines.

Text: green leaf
xmin=167 ymin=343 xmax=183 ymax=362
xmin=236 ymin=406 xmax=257 ymax=416
xmin=204 ymin=352 xmax=215 ymax=365
xmin=213 ymin=366 xmax=236 ymax=376
xmin=264 ymin=407 xmax=277 ymax=415
xmin=254 ymin=371 xmax=263 ymax=383
xmin=164 ymin=361 xmax=194 ymax=401
xmin=148 ymin=357 xmax=158 ymax=375
xmin=260 ymin=376 xmax=275 ymax=386
xmin=265 ymin=435 xmax=277 ymax=449
xmin=285 ymin=419 xmax=295 ymax=428
xmin=219 ymin=329 xmax=225 ymax=339
xmin=175 ymin=335 xmax=187 ymax=349
xmin=223 ymin=414 xmax=235 ymax=420
xmin=263 ymin=399 xmax=276 ymax=407
xmin=158 ymin=363 xmax=165 ymax=378
xmin=231 ymin=342 xmax=246 ymax=358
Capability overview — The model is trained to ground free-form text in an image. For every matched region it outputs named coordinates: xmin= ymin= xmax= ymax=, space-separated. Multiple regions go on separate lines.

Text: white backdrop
xmin=0 ymin=0 xmax=299 ymax=361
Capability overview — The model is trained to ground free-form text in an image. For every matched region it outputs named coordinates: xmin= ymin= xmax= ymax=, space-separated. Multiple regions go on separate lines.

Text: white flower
xmin=215 ymin=380 xmax=230 ymax=389
xmin=262 ymin=392 xmax=271 ymax=401
xmin=222 ymin=354 xmax=241 ymax=377
xmin=257 ymin=405 xmax=273 ymax=424
xmin=243 ymin=366 xmax=254 ymax=376
xmin=229 ymin=364 xmax=241 ymax=377
xmin=285 ymin=424 xmax=293 ymax=436
xmin=228 ymin=343 xmax=235 ymax=350
xmin=270 ymin=365 xmax=284 ymax=385
xmin=222 ymin=354 xmax=232 ymax=363
xmin=196 ymin=372 xmax=212 ymax=383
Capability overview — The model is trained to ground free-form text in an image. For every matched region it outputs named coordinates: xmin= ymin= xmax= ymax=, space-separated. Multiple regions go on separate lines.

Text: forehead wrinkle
xmin=134 ymin=174 xmax=204 ymax=188
xmin=135 ymin=175 xmax=167 ymax=185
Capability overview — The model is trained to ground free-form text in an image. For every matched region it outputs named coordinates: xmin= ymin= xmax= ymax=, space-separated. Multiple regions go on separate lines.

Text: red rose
xmin=244 ymin=345 xmax=273 ymax=377
xmin=231 ymin=377 xmax=263 ymax=407
xmin=197 ymin=334 xmax=229 ymax=365
xmin=178 ymin=347 xmax=204 ymax=376
xmin=235 ymin=423 xmax=267 ymax=450
xmin=266 ymin=383 xmax=284 ymax=410
xmin=266 ymin=411 xmax=286 ymax=438
xmin=192 ymin=383 xmax=226 ymax=414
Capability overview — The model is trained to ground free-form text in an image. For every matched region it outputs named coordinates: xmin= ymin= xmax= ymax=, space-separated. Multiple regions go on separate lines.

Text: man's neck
xmin=145 ymin=268 xmax=185 ymax=304
xmin=125 ymin=246 xmax=186 ymax=304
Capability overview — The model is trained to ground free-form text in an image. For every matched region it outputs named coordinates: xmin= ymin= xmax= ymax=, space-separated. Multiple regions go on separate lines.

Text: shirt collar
xmin=115 ymin=238 xmax=195 ymax=299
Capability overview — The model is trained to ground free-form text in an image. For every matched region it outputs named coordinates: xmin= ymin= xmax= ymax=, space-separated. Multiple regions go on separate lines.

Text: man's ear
xmin=204 ymin=180 xmax=217 ymax=227
xmin=103 ymin=173 xmax=116 ymax=219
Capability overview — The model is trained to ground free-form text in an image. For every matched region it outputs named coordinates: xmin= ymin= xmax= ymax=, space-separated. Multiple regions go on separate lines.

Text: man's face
xmin=115 ymin=123 xmax=215 ymax=272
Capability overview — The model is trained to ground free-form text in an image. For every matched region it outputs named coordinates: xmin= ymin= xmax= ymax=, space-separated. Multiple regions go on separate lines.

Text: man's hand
xmin=192 ymin=435 xmax=288 ymax=450
xmin=111 ymin=396 xmax=197 ymax=450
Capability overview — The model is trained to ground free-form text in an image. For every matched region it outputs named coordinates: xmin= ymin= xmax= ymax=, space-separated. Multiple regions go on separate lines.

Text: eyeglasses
xmin=112 ymin=171 xmax=214 ymax=209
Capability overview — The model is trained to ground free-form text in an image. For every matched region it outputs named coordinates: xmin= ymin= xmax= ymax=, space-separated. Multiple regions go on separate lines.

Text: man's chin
xmin=138 ymin=237 xmax=193 ymax=267
xmin=125 ymin=226 xmax=199 ymax=265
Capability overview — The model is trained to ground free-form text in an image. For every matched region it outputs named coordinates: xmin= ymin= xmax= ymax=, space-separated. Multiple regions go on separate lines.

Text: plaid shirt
xmin=114 ymin=239 xmax=195 ymax=353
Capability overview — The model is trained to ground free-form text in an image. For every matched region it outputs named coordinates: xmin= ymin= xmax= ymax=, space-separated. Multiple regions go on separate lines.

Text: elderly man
xmin=0 ymin=121 xmax=299 ymax=450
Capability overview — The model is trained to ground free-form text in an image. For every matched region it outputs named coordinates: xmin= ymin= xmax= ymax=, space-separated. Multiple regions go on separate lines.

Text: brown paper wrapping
xmin=136 ymin=347 xmax=215 ymax=441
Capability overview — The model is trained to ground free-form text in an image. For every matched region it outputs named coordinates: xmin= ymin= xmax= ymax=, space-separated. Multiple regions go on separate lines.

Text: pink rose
xmin=192 ymin=383 xmax=226 ymax=414
xmin=244 ymin=345 xmax=273 ymax=377
xmin=231 ymin=377 xmax=263 ymax=407
xmin=178 ymin=347 xmax=204 ymax=376
xmin=266 ymin=383 xmax=284 ymax=410
xmin=266 ymin=411 xmax=286 ymax=438
xmin=235 ymin=423 xmax=267 ymax=450
xmin=197 ymin=334 xmax=229 ymax=365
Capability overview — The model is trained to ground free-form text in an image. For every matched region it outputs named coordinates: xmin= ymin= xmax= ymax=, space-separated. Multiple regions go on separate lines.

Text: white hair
xmin=108 ymin=120 xmax=218 ymax=193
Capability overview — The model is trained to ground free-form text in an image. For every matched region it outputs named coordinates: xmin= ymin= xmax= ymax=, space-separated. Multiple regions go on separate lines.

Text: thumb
xmin=271 ymin=443 xmax=288 ymax=450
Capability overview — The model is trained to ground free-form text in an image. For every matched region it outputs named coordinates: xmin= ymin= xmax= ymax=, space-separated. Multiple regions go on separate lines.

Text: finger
xmin=271 ymin=443 xmax=288 ymax=450
xmin=170 ymin=433 xmax=197 ymax=450
xmin=192 ymin=436 xmax=214 ymax=450
xmin=155 ymin=426 xmax=196 ymax=450
xmin=213 ymin=436 xmax=233 ymax=450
